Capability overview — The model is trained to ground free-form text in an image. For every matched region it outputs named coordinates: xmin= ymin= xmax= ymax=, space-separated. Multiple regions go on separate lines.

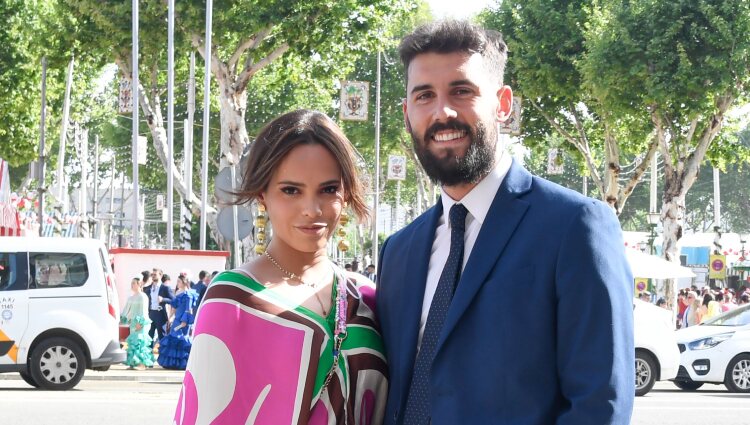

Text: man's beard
xmin=410 ymin=118 xmax=497 ymax=186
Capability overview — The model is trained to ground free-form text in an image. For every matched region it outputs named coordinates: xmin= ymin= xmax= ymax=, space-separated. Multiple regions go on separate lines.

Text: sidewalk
xmin=0 ymin=364 xmax=185 ymax=383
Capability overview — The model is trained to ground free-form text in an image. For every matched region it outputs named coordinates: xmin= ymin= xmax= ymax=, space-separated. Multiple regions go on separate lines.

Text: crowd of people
xmin=638 ymin=284 xmax=750 ymax=329
xmin=676 ymin=285 xmax=750 ymax=328
xmin=119 ymin=268 xmax=217 ymax=370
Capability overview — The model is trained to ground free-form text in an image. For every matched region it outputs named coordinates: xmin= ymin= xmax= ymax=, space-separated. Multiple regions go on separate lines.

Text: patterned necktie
xmin=402 ymin=203 xmax=469 ymax=425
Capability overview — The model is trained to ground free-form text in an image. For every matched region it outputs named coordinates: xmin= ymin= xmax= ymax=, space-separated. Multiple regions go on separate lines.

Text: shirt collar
xmin=440 ymin=152 xmax=511 ymax=226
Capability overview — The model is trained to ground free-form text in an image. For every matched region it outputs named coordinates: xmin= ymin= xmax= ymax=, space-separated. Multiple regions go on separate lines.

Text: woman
xmin=158 ymin=275 xmax=199 ymax=370
xmin=174 ymin=110 xmax=387 ymax=425
xmin=120 ymin=277 xmax=154 ymax=369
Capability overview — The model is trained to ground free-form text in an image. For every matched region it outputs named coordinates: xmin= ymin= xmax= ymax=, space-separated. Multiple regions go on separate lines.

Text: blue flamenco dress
xmin=121 ymin=292 xmax=155 ymax=368
xmin=157 ymin=289 xmax=199 ymax=370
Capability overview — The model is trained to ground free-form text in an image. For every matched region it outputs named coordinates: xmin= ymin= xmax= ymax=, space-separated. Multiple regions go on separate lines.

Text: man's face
xmin=403 ymin=52 xmax=512 ymax=186
xmin=151 ymin=270 xmax=161 ymax=282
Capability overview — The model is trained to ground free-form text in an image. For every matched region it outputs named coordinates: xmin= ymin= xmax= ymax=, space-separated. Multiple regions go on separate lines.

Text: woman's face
xmin=261 ymin=143 xmax=345 ymax=254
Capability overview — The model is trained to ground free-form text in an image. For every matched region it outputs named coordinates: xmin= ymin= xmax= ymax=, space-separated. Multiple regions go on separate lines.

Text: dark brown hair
xmin=235 ymin=109 xmax=369 ymax=221
xmin=399 ymin=20 xmax=508 ymax=85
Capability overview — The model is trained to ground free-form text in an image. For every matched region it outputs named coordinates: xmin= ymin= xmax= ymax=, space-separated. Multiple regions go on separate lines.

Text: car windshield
xmin=702 ymin=304 xmax=750 ymax=326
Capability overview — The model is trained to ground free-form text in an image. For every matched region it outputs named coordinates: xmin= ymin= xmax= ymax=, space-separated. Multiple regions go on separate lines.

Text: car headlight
xmin=687 ymin=332 xmax=735 ymax=350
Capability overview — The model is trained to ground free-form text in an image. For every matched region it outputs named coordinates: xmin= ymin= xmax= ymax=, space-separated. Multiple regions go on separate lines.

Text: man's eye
xmin=415 ymin=92 xmax=434 ymax=101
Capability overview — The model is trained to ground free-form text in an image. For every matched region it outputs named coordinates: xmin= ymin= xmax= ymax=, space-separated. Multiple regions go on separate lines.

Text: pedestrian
xmin=376 ymin=20 xmax=634 ymax=424
xmin=683 ymin=291 xmax=701 ymax=327
xmin=193 ymin=270 xmax=209 ymax=306
xmin=656 ymin=297 xmax=668 ymax=309
xmin=145 ymin=268 xmax=174 ymax=347
xmin=120 ymin=277 xmax=155 ymax=369
xmin=157 ymin=275 xmax=198 ymax=370
xmin=174 ymin=110 xmax=388 ymax=424
xmin=364 ymin=264 xmax=377 ymax=281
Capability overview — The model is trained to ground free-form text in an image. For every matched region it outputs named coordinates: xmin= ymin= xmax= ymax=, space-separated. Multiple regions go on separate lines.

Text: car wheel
xmin=635 ymin=350 xmax=657 ymax=396
xmin=673 ymin=380 xmax=704 ymax=391
xmin=29 ymin=337 xmax=86 ymax=391
xmin=19 ymin=370 xmax=39 ymax=388
xmin=724 ymin=353 xmax=750 ymax=393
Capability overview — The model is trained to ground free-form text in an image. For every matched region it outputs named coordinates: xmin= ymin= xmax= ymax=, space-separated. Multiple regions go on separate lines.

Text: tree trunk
xmin=216 ymin=78 xmax=250 ymax=168
xmin=660 ymin=169 xmax=687 ymax=310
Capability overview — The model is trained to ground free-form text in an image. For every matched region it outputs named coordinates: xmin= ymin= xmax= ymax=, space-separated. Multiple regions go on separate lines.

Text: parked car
xmin=673 ymin=303 xmax=750 ymax=392
xmin=0 ymin=237 xmax=125 ymax=390
xmin=633 ymin=298 xmax=680 ymax=396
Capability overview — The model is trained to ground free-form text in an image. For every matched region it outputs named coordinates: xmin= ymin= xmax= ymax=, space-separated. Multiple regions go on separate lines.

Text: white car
xmin=0 ymin=237 xmax=125 ymax=390
xmin=673 ymin=303 xmax=750 ymax=392
xmin=633 ymin=298 xmax=680 ymax=396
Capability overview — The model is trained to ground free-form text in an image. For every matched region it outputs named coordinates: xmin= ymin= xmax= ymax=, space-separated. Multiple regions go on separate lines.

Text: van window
xmin=29 ymin=253 xmax=89 ymax=289
xmin=0 ymin=252 xmax=29 ymax=291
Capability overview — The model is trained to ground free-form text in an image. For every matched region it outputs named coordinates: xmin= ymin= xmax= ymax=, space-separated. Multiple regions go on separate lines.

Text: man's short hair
xmin=161 ymin=274 xmax=170 ymax=283
xmin=141 ymin=270 xmax=150 ymax=281
xmin=399 ymin=20 xmax=508 ymax=85
xmin=199 ymin=270 xmax=209 ymax=280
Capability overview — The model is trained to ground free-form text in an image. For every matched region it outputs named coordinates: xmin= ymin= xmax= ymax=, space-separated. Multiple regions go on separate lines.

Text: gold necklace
xmin=264 ymin=250 xmax=319 ymax=288
xmin=264 ymin=250 xmax=330 ymax=316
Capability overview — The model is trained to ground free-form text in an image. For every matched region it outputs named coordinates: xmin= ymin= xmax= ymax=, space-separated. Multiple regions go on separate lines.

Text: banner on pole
xmin=137 ymin=136 xmax=148 ymax=165
xmin=709 ymin=254 xmax=727 ymax=279
xmin=118 ymin=79 xmax=133 ymax=114
xmin=547 ymin=148 xmax=564 ymax=175
xmin=156 ymin=194 xmax=165 ymax=211
xmin=387 ymin=155 xmax=406 ymax=181
xmin=498 ymin=96 xmax=522 ymax=135
xmin=339 ymin=81 xmax=369 ymax=121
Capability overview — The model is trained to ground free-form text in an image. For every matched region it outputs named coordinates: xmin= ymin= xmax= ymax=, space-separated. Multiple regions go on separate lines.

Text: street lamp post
xmin=647 ymin=212 xmax=660 ymax=255
xmin=740 ymin=233 xmax=747 ymax=261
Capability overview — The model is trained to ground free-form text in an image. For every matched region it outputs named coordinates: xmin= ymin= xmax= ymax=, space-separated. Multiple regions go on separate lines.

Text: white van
xmin=0 ymin=237 xmax=125 ymax=390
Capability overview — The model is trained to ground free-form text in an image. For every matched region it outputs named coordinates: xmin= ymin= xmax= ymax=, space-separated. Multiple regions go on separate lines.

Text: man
xmin=364 ymin=264 xmax=377 ymax=281
xmin=639 ymin=291 xmax=652 ymax=302
xmin=193 ymin=270 xmax=210 ymax=306
xmin=144 ymin=268 xmax=175 ymax=345
xmin=376 ymin=20 xmax=634 ymax=424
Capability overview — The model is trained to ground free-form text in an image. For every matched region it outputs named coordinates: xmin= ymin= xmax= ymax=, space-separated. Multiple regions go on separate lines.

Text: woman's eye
xmin=323 ymin=185 xmax=340 ymax=194
xmin=281 ymin=186 xmax=299 ymax=195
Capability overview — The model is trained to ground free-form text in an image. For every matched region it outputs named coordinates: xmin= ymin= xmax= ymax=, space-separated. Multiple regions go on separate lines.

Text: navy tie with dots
xmin=402 ymin=203 xmax=469 ymax=425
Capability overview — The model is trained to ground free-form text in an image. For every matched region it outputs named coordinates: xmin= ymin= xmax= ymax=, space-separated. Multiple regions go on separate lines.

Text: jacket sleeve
xmin=555 ymin=201 xmax=635 ymax=425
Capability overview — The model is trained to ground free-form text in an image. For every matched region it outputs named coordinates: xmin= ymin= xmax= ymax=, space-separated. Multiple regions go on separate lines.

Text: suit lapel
xmin=394 ymin=203 xmax=442 ymax=394
xmin=438 ymin=161 xmax=532 ymax=348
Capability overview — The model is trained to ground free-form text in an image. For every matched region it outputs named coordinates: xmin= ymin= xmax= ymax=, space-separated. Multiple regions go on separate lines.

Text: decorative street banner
xmin=118 ymin=78 xmax=133 ymax=114
xmin=498 ymin=96 xmax=522 ymax=135
xmin=156 ymin=194 xmax=165 ymax=211
xmin=387 ymin=155 xmax=407 ymax=181
xmin=634 ymin=277 xmax=649 ymax=295
xmin=709 ymin=254 xmax=727 ymax=279
xmin=547 ymin=148 xmax=564 ymax=175
xmin=340 ymin=81 xmax=369 ymax=121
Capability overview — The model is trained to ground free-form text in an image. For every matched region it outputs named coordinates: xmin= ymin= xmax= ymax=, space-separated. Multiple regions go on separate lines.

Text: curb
xmin=0 ymin=366 xmax=185 ymax=384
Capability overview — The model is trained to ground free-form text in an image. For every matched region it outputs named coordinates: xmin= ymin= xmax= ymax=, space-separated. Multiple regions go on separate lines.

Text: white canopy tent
xmin=625 ymin=248 xmax=696 ymax=280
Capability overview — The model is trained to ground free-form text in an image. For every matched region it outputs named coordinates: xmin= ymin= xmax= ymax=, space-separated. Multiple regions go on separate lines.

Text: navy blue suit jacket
xmin=376 ymin=161 xmax=634 ymax=424
xmin=144 ymin=283 xmax=175 ymax=326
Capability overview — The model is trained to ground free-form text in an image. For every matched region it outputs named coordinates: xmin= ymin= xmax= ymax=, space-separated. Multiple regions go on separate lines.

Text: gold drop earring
xmin=337 ymin=210 xmax=350 ymax=253
xmin=254 ymin=203 xmax=268 ymax=255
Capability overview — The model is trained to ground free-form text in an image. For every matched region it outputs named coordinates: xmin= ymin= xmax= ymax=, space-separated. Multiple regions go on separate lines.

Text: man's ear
xmin=496 ymin=86 xmax=513 ymax=122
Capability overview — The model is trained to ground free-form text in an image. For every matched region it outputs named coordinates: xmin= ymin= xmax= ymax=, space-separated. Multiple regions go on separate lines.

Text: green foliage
xmin=583 ymin=0 xmax=750 ymax=153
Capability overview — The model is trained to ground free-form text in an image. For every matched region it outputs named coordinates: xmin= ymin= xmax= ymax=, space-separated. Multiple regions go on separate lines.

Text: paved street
xmin=1 ymin=371 xmax=749 ymax=424
xmin=632 ymin=382 xmax=750 ymax=425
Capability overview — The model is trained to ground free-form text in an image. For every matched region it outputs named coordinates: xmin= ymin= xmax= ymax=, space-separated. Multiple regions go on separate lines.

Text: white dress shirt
xmin=150 ymin=283 xmax=161 ymax=310
xmin=417 ymin=153 xmax=512 ymax=346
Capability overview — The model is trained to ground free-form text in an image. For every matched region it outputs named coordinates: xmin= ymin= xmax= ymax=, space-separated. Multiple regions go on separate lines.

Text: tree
xmin=583 ymin=0 xmax=750 ymax=306
xmin=481 ymin=0 xmax=656 ymax=215
xmin=59 ymin=0 xmax=415 ymax=245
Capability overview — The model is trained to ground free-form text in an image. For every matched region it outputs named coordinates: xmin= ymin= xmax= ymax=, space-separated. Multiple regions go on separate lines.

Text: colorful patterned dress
xmin=173 ymin=269 xmax=388 ymax=425
xmin=158 ymin=289 xmax=199 ymax=370
xmin=120 ymin=292 xmax=155 ymax=368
